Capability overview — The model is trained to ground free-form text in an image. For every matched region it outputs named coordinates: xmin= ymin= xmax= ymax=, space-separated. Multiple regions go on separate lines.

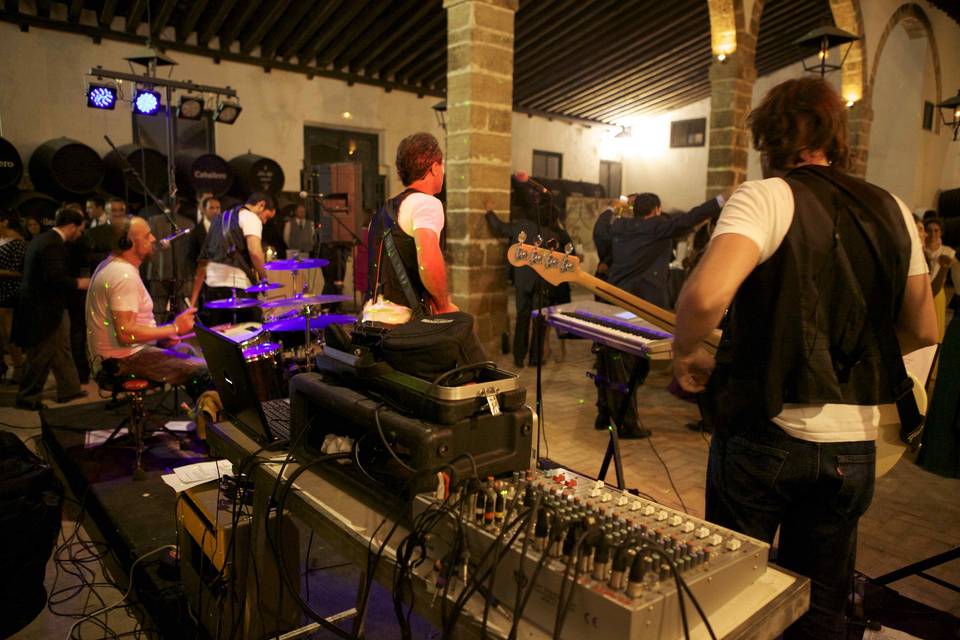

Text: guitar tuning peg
xmin=564 ymin=242 xmax=574 ymax=255
xmin=546 ymin=237 xmax=559 ymax=250
xmin=534 ymin=235 xmax=543 ymax=248
xmin=517 ymin=230 xmax=527 ymax=243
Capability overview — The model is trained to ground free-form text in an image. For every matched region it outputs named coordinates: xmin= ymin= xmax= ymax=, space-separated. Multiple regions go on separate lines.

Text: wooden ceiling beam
xmin=279 ymin=0 xmax=342 ymax=59
xmin=595 ymin=85 xmax=711 ymax=123
xmin=377 ymin=19 xmax=445 ymax=80
xmin=367 ymin=11 xmax=444 ymax=77
xmin=350 ymin=1 xmax=437 ymax=74
xmin=332 ymin=6 xmax=401 ymax=70
xmin=240 ymin=1 xmax=290 ymax=56
xmin=577 ymin=68 xmax=706 ymax=121
xmin=396 ymin=42 xmax=446 ymax=86
xmin=259 ymin=0 xmax=314 ymax=59
xmin=534 ymin=41 xmax=707 ymax=114
xmin=218 ymin=2 xmax=259 ymax=51
xmin=125 ymin=0 xmax=145 ymax=34
xmin=99 ymin=0 xmax=117 ymax=28
xmin=299 ymin=0 xmax=369 ymax=65
xmin=320 ymin=0 xmax=395 ymax=68
xmin=197 ymin=0 xmax=236 ymax=48
xmin=177 ymin=0 xmax=208 ymax=42
xmin=515 ymin=0 xmax=622 ymax=62
xmin=515 ymin=3 xmax=697 ymax=103
xmin=151 ymin=0 xmax=178 ymax=39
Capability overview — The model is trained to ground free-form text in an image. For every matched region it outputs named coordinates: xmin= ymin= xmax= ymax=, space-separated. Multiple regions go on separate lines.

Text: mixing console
xmin=414 ymin=466 xmax=769 ymax=639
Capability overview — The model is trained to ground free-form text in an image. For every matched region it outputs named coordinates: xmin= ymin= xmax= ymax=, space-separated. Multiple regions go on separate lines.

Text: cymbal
xmin=264 ymin=258 xmax=329 ymax=271
xmin=264 ymin=314 xmax=356 ymax=333
xmin=245 ymin=282 xmax=283 ymax=294
xmin=259 ymin=293 xmax=352 ymax=309
xmin=205 ymin=297 xmax=261 ymax=310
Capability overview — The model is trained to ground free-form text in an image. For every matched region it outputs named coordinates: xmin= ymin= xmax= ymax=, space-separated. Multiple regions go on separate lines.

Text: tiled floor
xmin=2 ymin=294 xmax=958 ymax=638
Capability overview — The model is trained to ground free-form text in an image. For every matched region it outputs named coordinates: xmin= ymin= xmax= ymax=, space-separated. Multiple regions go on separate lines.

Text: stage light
xmin=214 ymin=100 xmax=242 ymax=124
xmin=86 ymin=82 xmax=117 ymax=110
xmin=133 ymin=89 xmax=161 ymax=116
xmin=177 ymin=94 xmax=204 ymax=120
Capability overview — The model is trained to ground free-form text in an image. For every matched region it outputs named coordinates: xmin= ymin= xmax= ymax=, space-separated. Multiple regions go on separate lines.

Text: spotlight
xmin=86 ymin=82 xmax=117 ymax=110
xmin=214 ymin=100 xmax=242 ymax=124
xmin=133 ymin=89 xmax=161 ymax=116
xmin=177 ymin=94 xmax=205 ymax=120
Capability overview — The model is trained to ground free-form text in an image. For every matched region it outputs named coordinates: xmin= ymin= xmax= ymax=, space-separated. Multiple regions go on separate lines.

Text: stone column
xmin=443 ymin=0 xmax=518 ymax=349
xmin=846 ymin=100 xmax=872 ymax=178
xmin=705 ymin=47 xmax=756 ymax=198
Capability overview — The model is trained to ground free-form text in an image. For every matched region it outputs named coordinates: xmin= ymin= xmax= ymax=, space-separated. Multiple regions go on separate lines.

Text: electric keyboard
xmin=541 ymin=301 xmax=674 ymax=359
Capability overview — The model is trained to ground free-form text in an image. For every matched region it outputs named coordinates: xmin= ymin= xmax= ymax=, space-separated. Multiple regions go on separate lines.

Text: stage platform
xmin=40 ymin=392 xmax=203 ymax=639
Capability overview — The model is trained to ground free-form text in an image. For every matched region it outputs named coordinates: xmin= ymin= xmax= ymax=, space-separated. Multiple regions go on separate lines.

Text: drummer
xmin=192 ymin=192 xmax=277 ymax=326
xmin=86 ymin=216 xmax=210 ymax=399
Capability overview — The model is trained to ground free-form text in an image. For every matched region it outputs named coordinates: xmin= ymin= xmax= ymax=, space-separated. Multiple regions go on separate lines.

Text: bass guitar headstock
xmin=506 ymin=231 xmax=581 ymax=286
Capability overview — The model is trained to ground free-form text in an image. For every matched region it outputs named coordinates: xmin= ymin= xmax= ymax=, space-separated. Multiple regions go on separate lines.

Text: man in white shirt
xmin=194 ymin=192 xmax=276 ymax=325
xmin=86 ymin=216 xmax=207 ymax=397
xmin=673 ymin=78 xmax=938 ymax=639
xmin=365 ymin=132 xmax=456 ymax=319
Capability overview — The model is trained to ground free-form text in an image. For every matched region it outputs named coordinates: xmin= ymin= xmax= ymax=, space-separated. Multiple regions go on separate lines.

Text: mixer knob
xmin=601 ymin=492 xmax=613 ymax=503
xmin=725 ymin=538 xmax=742 ymax=551
xmin=655 ymin=510 xmax=668 ymax=521
xmin=667 ymin=515 xmax=683 ymax=526
xmin=641 ymin=505 xmax=656 ymax=516
xmin=616 ymin=495 xmax=629 ymax=507
xmin=680 ymin=521 xmax=695 ymax=533
xmin=708 ymin=534 xmax=723 ymax=546
xmin=629 ymin=500 xmax=642 ymax=511
xmin=695 ymin=527 xmax=710 ymax=539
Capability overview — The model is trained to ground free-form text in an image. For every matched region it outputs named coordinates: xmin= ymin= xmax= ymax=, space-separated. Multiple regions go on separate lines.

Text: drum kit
xmin=199 ymin=257 xmax=355 ymax=401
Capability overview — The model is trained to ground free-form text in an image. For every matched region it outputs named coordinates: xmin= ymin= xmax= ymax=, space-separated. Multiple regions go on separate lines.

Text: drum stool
xmin=97 ymin=364 xmax=189 ymax=480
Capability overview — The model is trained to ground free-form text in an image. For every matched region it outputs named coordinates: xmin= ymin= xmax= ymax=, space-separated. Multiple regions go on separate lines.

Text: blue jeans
xmin=706 ymin=421 xmax=875 ymax=640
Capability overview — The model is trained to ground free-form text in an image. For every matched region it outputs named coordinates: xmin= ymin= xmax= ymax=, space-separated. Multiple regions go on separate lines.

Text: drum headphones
xmin=116 ymin=215 xmax=133 ymax=251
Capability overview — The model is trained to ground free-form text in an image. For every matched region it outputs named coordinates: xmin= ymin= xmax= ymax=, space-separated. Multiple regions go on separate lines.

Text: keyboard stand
xmin=597 ymin=355 xmax=648 ymax=490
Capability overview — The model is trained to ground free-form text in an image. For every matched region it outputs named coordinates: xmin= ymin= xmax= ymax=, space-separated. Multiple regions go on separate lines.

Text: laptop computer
xmin=194 ymin=323 xmax=290 ymax=444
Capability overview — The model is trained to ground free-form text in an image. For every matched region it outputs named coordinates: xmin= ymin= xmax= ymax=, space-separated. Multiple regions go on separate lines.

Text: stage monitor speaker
xmin=177 ymin=480 xmax=300 ymax=640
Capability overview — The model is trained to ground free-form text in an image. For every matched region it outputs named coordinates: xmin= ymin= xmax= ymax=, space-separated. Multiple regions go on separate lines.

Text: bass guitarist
xmin=673 ymin=77 xmax=937 ymax=639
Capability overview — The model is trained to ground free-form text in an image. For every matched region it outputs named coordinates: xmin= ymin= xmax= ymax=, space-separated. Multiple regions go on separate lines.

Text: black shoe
xmin=15 ymin=400 xmax=47 ymax=411
xmin=619 ymin=426 xmax=652 ymax=439
xmin=594 ymin=414 xmax=611 ymax=430
xmin=57 ymin=390 xmax=89 ymax=403
xmin=686 ymin=420 xmax=713 ymax=434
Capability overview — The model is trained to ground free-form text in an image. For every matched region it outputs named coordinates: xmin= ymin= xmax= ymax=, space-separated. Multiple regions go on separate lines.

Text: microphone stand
xmin=303 ymin=185 xmax=366 ymax=309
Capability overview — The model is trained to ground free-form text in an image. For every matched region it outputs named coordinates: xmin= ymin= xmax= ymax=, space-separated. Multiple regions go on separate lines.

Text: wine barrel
xmin=228 ymin=153 xmax=284 ymax=197
xmin=174 ymin=152 xmax=233 ymax=198
xmin=0 ymin=137 xmax=23 ymax=196
xmin=1 ymin=190 xmax=58 ymax=227
xmin=28 ymin=138 xmax=104 ymax=200
xmin=102 ymin=144 xmax=168 ymax=201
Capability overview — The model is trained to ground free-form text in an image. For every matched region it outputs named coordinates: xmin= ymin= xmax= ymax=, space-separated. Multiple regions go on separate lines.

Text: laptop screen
xmin=194 ymin=324 xmax=275 ymax=443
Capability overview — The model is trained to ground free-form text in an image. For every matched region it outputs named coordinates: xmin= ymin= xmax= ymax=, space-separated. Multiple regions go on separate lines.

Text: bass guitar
xmin=506 ymin=236 xmax=721 ymax=353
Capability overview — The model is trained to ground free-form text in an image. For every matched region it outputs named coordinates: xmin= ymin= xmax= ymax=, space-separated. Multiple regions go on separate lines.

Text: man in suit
xmin=13 ymin=208 xmax=90 ymax=410
xmin=85 ymin=198 xmax=128 ymax=269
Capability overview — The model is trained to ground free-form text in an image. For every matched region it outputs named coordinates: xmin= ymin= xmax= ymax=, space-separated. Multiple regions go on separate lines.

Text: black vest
xmin=366 ymin=190 xmax=431 ymax=309
xmin=201 ymin=206 xmax=256 ymax=281
xmin=706 ymin=166 xmax=911 ymax=429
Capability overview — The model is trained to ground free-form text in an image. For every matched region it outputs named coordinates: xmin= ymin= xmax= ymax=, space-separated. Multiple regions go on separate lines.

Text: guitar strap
xmin=791 ymin=170 xmax=923 ymax=446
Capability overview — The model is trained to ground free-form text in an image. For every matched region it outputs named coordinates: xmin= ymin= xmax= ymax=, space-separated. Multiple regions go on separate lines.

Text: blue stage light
xmin=133 ymin=89 xmax=161 ymax=116
xmin=86 ymin=83 xmax=117 ymax=110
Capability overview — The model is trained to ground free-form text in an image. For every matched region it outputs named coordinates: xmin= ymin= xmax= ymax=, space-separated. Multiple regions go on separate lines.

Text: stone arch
xmin=867 ymin=3 xmax=942 ymax=132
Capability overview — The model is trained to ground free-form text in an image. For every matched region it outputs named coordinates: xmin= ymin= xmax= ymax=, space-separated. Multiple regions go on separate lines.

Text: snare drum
xmin=242 ymin=341 xmax=285 ymax=401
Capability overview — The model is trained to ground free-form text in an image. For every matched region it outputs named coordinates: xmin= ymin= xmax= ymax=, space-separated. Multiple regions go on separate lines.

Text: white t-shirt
xmin=206 ymin=207 xmax=263 ymax=289
xmin=397 ymin=192 xmax=444 ymax=238
xmin=712 ymin=177 xmax=927 ymax=443
xmin=86 ymin=257 xmax=156 ymax=361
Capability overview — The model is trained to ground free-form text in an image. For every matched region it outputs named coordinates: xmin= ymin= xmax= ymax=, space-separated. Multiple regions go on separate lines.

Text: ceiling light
xmin=794 ymin=25 xmax=859 ymax=78
xmin=215 ymin=100 xmax=242 ymax=124
xmin=86 ymin=81 xmax=117 ymax=110
xmin=937 ymin=91 xmax=960 ymax=141
xmin=133 ymin=88 xmax=161 ymax=116
xmin=342 ymin=111 xmax=353 ymax=119
xmin=432 ymin=100 xmax=447 ymax=130
xmin=177 ymin=94 xmax=205 ymax=120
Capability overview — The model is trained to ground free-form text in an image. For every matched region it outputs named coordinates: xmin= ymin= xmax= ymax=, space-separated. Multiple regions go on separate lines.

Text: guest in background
xmin=86 ymin=198 xmax=127 ymax=267
xmin=284 ymin=203 xmax=316 ymax=256
xmin=186 ymin=195 xmax=220 ymax=267
xmin=0 ymin=210 xmax=28 ymax=383
xmin=85 ymin=196 xmax=107 ymax=227
xmin=923 ymin=217 xmax=960 ymax=339
xmin=13 ymin=208 xmax=90 ymax=410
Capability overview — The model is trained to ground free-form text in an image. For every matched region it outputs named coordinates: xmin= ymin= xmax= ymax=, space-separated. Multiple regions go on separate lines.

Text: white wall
xmin=0 ymin=23 xmax=442 ymax=198
xmin=865 ymin=25 xmax=927 ymax=204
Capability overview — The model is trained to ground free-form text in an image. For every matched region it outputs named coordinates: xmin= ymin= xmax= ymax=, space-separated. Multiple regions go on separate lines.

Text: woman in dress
xmin=0 ymin=210 xmax=28 ymax=382
xmin=923 ymin=217 xmax=960 ymax=339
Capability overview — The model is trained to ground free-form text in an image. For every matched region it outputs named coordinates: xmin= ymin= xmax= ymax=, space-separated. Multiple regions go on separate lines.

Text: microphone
xmin=159 ymin=227 xmax=192 ymax=249
xmin=516 ymin=172 xmax=550 ymax=194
